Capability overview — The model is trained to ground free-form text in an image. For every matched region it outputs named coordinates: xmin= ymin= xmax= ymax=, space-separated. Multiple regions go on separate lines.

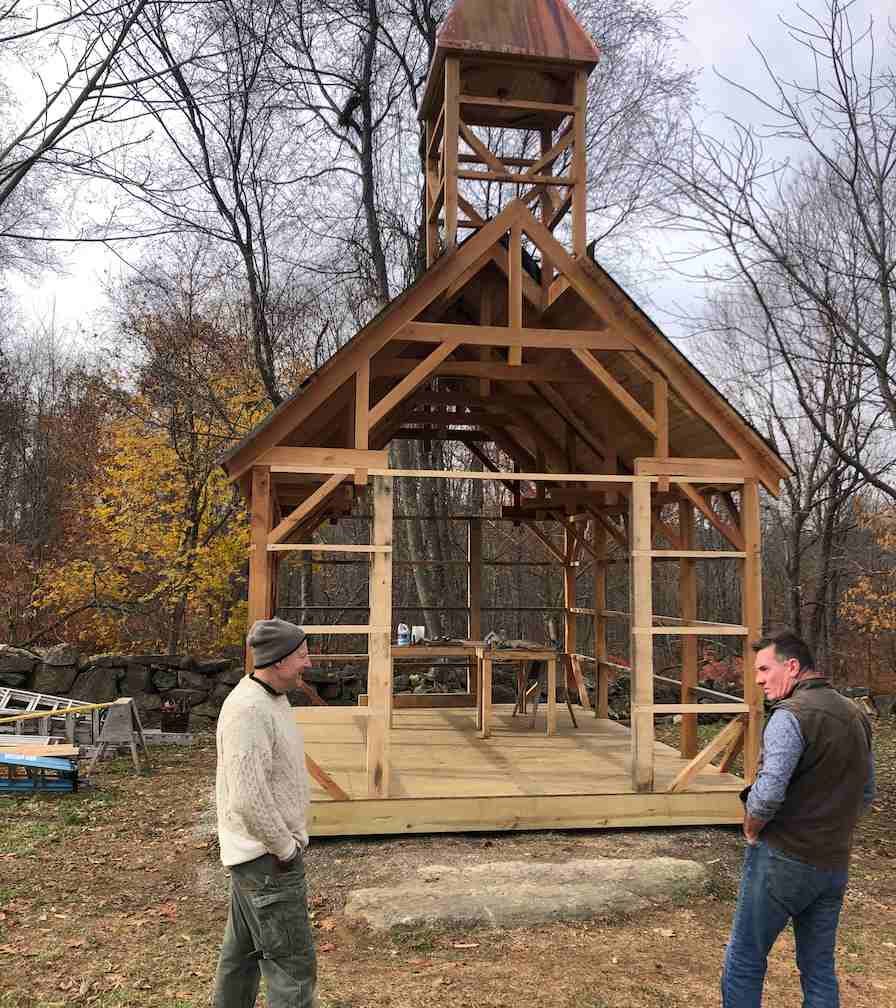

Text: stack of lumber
xmin=0 ymin=742 xmax=82 ymax=758
xmin=0 ymin=740 xmax=83 ymax=793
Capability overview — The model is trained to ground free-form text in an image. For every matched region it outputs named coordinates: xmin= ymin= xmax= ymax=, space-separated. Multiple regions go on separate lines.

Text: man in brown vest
xmin=721 ymin=631 xmax=874 ymax=1008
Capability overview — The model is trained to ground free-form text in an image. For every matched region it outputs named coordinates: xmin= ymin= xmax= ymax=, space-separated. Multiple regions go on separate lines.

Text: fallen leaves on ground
xmin=0 ymin=724 xmax=893 ymax=1008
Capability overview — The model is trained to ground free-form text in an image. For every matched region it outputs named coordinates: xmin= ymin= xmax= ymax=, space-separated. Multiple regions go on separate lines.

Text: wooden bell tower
xmin=420 ymin=0 xmax=600 ymax=290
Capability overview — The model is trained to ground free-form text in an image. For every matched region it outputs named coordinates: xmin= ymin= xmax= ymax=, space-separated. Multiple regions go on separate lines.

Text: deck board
xmin=296 ymin=704 xmax=745 ymax=835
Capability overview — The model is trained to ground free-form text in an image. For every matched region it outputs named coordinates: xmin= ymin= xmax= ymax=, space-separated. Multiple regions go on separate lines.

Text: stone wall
xmin=6 ymin=643 xmax=890 ymax=725
xmin=0 ymin=643 xmax=243 ymax=731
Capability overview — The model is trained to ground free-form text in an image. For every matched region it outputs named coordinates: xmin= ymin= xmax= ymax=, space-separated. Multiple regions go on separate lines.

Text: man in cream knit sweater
xmin=213 ymin=618 xmax=316 ymax=1008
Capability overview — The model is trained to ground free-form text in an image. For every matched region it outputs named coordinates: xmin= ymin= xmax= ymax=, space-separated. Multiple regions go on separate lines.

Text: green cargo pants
xmin=213 ymin=851 xmax=317 ymax=1008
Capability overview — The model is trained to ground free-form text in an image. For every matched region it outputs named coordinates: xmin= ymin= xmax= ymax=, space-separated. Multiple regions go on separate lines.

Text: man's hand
xmin=275 ymin=845 xmax=300 ymax=871
xmin=743 ymin=813 xmax=767 ymax=845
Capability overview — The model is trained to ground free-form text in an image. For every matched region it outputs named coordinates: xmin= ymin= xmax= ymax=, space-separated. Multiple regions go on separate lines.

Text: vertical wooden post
xmin=652 ymin=374 xmax=669 ymax=493
xmin=355 ymin=359 xmax=370 ymax=486
xmin=572 ymin=70 xmax=588 ymax=258
xmin=366 ymin=476 xmax=393 ymax=797
xmin=679 ymin=500 xmax=698 ymax=758
xmin=565 ymin=423 xmax=577 ymax=472
xmin=597 ymin=410 xmax=616 ymax=506
xmin=741 ymin=479 xmax=763 ymax=782
xmin=539 ymin=128 xmax=553 ymax=307
xmin=546 ymin=657 xmax=558 ymax=736
xmin=468 ymin=518 xmax=482 ymax=697
xmin=594 ymin=522 xmax=608 ymax=718
xmin=443 ymin=56 xmax=460 ymax=249
xmin=246 ymin=465 xmax=273 ymax=673
xmin=268 ymin=553 xmax=280 ymax=620
xmin=479 ymin=282 xmax=494 ymax=397
xmin=468 ymin=518 xmax=482 ymax=640
xmin=508 ymin=220 xmax=522 ymax=366
xmin=630 ymin=477 xmax=654 ymax=791
xmin=563 ymin=525 xmax=576 ymax=693
xmin=355 ymin=360 xmax=369 ymax=449
xmin=479 ymin=656 xmax=493 ymax=738
xmin=425 ymin=118 xmax=439 ymax=266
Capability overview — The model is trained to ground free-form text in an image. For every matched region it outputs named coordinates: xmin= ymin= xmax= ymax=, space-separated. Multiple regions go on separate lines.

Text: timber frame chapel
xmin=222 ymin=0 xmax=790 ymax=837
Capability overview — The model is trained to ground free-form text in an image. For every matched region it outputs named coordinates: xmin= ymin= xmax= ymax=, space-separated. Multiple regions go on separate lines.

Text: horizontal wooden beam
xmin=372 ymin=359 xmax=588 ymax=382
xmin=398 ymin=322 xmax=628 ymax=350
xmin=266 ymin=544 xmax=392 ymax=553
xmin=457 ymin=153 xmax=538 ymax=168
xmin=392 ymin=409 xmax=515 ymax=426
xmin=634 ymin=458 xmax=748 ymax=479
xmin=459 ymin=94 xmax=576 ymax=115
xmin=632 ymin=550 xmax=747 ymax=559
xmin=358 ymin=693 xmax=476 ymax=708
xmin=635 ymin=625 xmax=749 ymax=636
xmin=642 ymin=703 xmax=750 ymax=714
xmin=269 ymin=466 xmax=657 ymax=483
xmin=389 ymin=428 xmax=491 ymax=441
xmin=458 ymin=170 xmax=573 ymax=185
xmin=261 ymin=447 xmax=389 ymax=470
xmin=304 ymin=791 xmax=744 ymax=835
xmin=654 ymin=674 xmax=744 ymax=704
xmin=302 ymin=625 xmax=390 ymax=635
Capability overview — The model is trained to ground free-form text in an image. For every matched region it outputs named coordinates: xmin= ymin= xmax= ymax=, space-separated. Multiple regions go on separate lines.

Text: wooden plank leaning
xmin=666 ymin=715 xmax=747 ymax=794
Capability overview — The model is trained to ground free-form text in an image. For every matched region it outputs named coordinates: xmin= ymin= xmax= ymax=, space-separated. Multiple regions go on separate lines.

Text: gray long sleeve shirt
xmin=747 ymin=708 xmax=876 ymax=822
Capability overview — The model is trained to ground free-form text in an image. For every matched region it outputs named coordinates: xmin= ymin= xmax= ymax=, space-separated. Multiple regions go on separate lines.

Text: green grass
xmin=389 ymin=924 xmax=442 ymax=953
xmin=0 ymin=784 xmax=123 ymax=859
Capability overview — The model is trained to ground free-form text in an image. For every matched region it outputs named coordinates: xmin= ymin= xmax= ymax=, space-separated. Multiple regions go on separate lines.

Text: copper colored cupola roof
xmin=420 ymin=0 xmax=601 ymax=119
xmin=438 ymin=0 xmax=600 ymax=64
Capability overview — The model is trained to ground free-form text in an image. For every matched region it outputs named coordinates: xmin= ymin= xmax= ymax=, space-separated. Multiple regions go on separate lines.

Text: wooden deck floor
xmin=297 ymin=704 xmax=746 ymax=837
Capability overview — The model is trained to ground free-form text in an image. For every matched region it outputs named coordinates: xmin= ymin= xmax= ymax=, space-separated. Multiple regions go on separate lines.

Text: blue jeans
xmin=213 ymin=852 xmax=317 ymax=1008
xmin=722 ymin=840 xmax=847 ymax=1008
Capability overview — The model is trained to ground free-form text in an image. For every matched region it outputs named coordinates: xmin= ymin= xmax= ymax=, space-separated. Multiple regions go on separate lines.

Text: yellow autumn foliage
xmin=36 ymin=379 xmax=265 ymax=653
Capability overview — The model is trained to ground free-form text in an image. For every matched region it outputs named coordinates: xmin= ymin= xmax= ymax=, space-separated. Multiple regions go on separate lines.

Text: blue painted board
xmin=0 ymin=752 xmax=77 ymax=772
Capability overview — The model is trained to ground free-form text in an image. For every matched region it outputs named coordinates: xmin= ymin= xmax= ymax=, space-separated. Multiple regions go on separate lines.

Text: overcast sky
xmin=7 ymin=0 xmax=893 ymax=341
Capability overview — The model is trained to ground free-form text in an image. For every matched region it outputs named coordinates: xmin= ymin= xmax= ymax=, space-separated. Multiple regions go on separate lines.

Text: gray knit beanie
xmin=247 ymin=618 xmax=307 ymax=668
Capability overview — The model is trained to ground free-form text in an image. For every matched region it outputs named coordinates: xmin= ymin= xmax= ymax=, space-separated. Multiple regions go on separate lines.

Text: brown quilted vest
xmin=761 ymin=679 xmax=872 ymax=870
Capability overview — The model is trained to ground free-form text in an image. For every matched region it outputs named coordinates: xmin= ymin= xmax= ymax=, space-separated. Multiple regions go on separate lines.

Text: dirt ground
xmin=1 ymin=720 xmax=894 ymax=1008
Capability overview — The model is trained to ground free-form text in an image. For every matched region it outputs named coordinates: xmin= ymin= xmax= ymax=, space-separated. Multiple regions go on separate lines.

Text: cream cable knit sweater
xmin=215 ymin=676 xmax=310 ymax=867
